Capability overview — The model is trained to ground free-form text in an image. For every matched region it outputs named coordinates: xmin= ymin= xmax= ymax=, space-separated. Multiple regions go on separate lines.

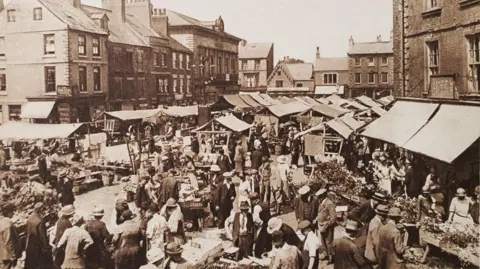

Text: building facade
xmin=0 ymin=0 xmax=109 ymax=123
xmin=238 ymin=41 xmax=274 ymax=92
xmin=392 ymin=0 xmax=480 ymax=100
xmin=166 ymin=10 xmax=241 ymax=104
xmin=266 ymin=60 xmax=314 ymax=96
xmin=313 ymin=47 xmax=349 ymax=96
xmin=347 ymin=36 xmax=394 ymax=99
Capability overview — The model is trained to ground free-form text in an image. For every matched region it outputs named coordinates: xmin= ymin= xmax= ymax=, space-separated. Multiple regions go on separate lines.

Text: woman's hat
xmin=223 ymin=172 xmax=233 ymax=178
xmin=267 ymin=217 xmax=283 ymax=234
xmin=165 ymin=242 xmax=184 ymax=255
xmin=298 ymin=186 xmax=310 ymax=195
xmin=388 ymin=207 xmax=402 ymax=218
xmin=345 ymin=219 xmax=360 ymax=232
xmin=375 ymin=204 xmax=389 ymax=216
xmin=372 ymin=192 xmax=388 ymax=203
xmin=146 ymin=248 xmax=165 ymax=263
xmin=239 ymin=201 xmax=250 ymax=210
xmin=60 ymin=205 xmax=76 ymax=217
xmin=277 ymin=156 xmax=288 ymax=164
xmin=92 ymin=207 xmax=105 ymax=217
xmin=165 ymin=198 xmax=178 ymax=208
xmin=456 ymin=188 xmax=466 ymax=197
xmin=210 ymin=165 xmax=220 ymax=172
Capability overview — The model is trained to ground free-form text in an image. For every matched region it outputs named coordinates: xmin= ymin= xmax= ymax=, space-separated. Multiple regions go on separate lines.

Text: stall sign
xmin=58 ymin=103 xmax=72 ymax=123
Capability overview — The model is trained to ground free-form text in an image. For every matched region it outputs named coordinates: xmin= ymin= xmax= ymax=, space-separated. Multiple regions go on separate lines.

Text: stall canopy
xmin=362 ymin=101 xmax=439 ymax=145
xmin=259 ymin=94 xmax=282 ymax=105
xmin=343 ymin=100 xmax=368 ymax=111
xmin=370 ymin=106 xmax=387 ymax=116
xmin=376 ymin=96 xmax=395 ymax=106
xmin=327 ymin=119 xmax=354 ymax=139
xmin=20 ymin=101 xmax=56 ymax=119
xmin=308 ymin=104 xmax=345 ymax=119
xmin=316 ymin=97 xmax=330 ymax=105
xmin=239 ymin=94 xmax=263 ymax=108
xmin=402 ymin=104 xmax=480 ymax=163
xmin=315 ymin=85 xmax=345 ymax=95
xmin=340 ymin=115 xmax=364 ymax=130
xmin=158 ymin=105 xmax=198 ymax=117
xmin=196 ymin=114 xmax=251 ymax=133
xmin=248 ymin=93 xmax=274 ymax=106
xmin=222 ymin=95 xmax=253 ymax=109
xmin=0 ymin=122 xmax=84 ymax=140
xmin=101 ymin=109 xmax=160 ymax=121
xmin=327 ymin=94 xmax=348 ymax=105
xmin=356 ymin=95 xmax=382 ymax=108
xmin=264 ymin=101 xmax=311 ymax=118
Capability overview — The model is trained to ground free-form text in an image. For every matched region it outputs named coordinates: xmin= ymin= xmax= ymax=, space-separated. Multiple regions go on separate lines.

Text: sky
xmin=26 ymin=0 xmax=393 ymax=63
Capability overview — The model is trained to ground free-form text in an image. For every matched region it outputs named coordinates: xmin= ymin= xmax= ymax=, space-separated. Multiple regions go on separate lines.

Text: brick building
xmin=84 ymin=0 xmax=171 ymax=111
xmin=0 ymin=0 xmax=109 ymax=123
xmin=266 ymin=60 xmax=314 ymax=97
xmin=238 ymin=41 xmax=274 ymax=92
xmin=347 ymin=35 xmax=394 ymax=99
xmin=392 ymin=0 xmax=480 ymax=100
xmin=313 ymin=47 xmax=349 ymax=96
xmin=166 ymin=10 xmax=242 ymax=104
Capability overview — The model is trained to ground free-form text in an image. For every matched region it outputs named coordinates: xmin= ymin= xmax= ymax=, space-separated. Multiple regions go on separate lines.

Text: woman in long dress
xmin=448 ymin=188 xmax=474 ymax=225
xmin=113 ymin=210 xmax=144 ymax=269
xmin=375 ymin=157 xmax=392 ymax=195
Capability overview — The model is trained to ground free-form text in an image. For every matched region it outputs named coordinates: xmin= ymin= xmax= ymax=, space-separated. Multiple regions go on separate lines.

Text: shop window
xmin=0 ymin=73 xmax=6 ymax=92
xmin=79 ymin=66 xmax=87 ymax=92
xmin=0 ymin=37 xmax=4 ymax=57
xmin=8 ymin=105 xmax=21 ymax=121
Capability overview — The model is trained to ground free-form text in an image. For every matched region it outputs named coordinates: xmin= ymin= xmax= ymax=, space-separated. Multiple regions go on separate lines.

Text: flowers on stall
xmin=314 ymin=154 xmax=345 ymax=165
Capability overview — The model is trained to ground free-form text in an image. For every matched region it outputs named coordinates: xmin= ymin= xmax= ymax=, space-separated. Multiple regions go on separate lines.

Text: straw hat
xmin=165 ymin=198 xmax=178 ymax=208
xmin=277 ymin=156 xmax=288 ymax=164
xmin=210 ymin=165 xmax=220 ymax=172
xmin=267 ymin=218 xmax=283 ymax=234
xmin=388 ymin=207 xmax=402 ymax=218
xmin=239 ymin=201 xmax=250 ymax=211
xmin=315 ymin=188 xmax=327 ymax=196
xmin=345 ymin=219 xmax=360 ymax=231
xmin=92 ymin=207 xmax=105 ymax=217
xmin=375 ymin=204 xmax=389 ymax=216
xmin=165 ymin=242 xmax=184 ymax=255
xmin=372 ymin=192 xmax=388 ymax=203
xmin=223 ymin=172 xmax=233 ymax=178
xmin=298 ymin=186 xmax=310 ymax=195
xmin=146 ymin=248 xmax=165 ymax=263
xmin=60 ymin=205 xmax=76 ymax=217
xmin=456 ymin=188 xmax=466 ymax=197
xmin=58 ymin=169 xmax=68 ymax=178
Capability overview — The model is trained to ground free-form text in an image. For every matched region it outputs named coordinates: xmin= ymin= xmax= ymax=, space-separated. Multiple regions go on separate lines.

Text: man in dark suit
xmin=404 ymin=160 xmax=420 ymax=198
xmin=333 ymin=219 xmax=366 ymax=269
xmin=84 ymin=207 xmax=111 ymax=269
xmin=25 ymin=203 xmax=52 ymax=269
xmin=0 ymin=202 xmax=21 ymax=269
xmin=216 ymin=149 xmax=231 ymax=174
xmin=232 ymin=201 xmax=254 ymax=260
xmin=314 ymin=189 xmax=336 ymax=262
xmin=190 ymin=132 xmax=199 ymax=155
xmin=158 ymin=169 xmax=179 ymax=209
xmin=135 ymin=176 xmax=151 ymax=213
xmin=376 ymin=207 xmax=408 ymax=269
xmin=266 ymin=217 xmax=302 ymax=249
xmin=57 ymin=170 xmax=75 ymax=206
xmin=250 ymin=146 xmax=263 ymax=170
xmin=348 ymin=192 xmax=387 ymax=237
xmin=216 ymin=172 xmax=236 ymax=228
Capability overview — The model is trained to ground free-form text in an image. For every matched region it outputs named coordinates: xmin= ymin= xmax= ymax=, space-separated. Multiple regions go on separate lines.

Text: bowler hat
xmin=375 ymin=204 xmax=389 ymax=216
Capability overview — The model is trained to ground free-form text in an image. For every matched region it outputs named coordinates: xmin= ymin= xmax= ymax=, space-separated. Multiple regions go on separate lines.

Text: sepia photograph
xmin=0 ymin=0 xmax=478 ymax=268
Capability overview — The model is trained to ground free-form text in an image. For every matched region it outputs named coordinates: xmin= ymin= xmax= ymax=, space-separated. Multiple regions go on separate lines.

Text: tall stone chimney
xmin=102 ymin=0 xmax=126 ymax=22
xmin=316 ymin=47 xmax=320 ymax=59
xmin=151 ymin=8 xmax=168 ymax=37
xmin=0 ymin=0 xmax=5 ymax=12
xmin=349 ymin=36 xmax=354 ymax=47
xmin=71 ymin=0 xmax=81 ymax=8
xmin=377 ymin=35 xmax=382 ymax=42
xmin=125 ymin=0 xmax=152 ymax=28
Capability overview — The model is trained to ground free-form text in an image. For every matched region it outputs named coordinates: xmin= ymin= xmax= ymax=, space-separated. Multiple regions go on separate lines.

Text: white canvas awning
xmin=101 ymin=109 xmax=160 ymax=121
xmin=20 ymin=101 xmax=56 ymax=119
xmin=0 ymin=122 xmax=84 ymax=140
xmin=196 ymin=114 xmax=251 ymax=133
xmin=315 ymin=85 xmax=345 ymax=95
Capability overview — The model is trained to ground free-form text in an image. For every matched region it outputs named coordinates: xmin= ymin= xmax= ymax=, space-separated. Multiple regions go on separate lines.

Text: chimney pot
xmin=377 ymin=35 xmax=382 ymax=42
xmin=0 ymin=0 xmax=4 ymax=12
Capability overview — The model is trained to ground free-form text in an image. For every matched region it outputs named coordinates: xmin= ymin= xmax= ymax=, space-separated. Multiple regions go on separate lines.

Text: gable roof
xmin=39 ymin=0 xmax=107 ymax=35
xmin=285 ymin=63 xmax=313 ymax=81
xmin=348 ymin=41 xmax=393 ymax=55
xmin=239 ymin=42 xmax=273 ymax=59
xmin=126 ymin=14 xmax=168 ymax=40
xmin=82 ymin=5 xmax=148 ymax=47
xmin=314 ymin=57 xmax=348 ymax=71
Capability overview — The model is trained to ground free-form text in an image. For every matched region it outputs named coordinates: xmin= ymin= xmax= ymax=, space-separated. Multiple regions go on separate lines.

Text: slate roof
xmin=285 ymin=63 xmax=313 ymax=81
xmin=39 ymin=0 xmax=107 ymax=35
xmin=314 ymin=57 xmax=348 ymax=71
xmin=348 ymin=41 xmax=393 ymax=55
xmin=239 ymin=42 xmax=273 ymax=59
xmin=126 ymin=14 xmax=168 ymax=40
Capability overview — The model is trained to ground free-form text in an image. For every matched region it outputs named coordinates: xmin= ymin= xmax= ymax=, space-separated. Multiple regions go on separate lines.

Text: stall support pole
xmin=125 ymin=137 xmax=136 ymax=175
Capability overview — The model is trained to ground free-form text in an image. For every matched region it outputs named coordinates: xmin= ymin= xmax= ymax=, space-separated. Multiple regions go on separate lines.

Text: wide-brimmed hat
xmin=375 ymin=204 xmax=389 ymax=216
xmin=223 ymin=172 xmax=233 ymax=178
xmin=239 ymin=201 xmax=250 ymax=210
xmin=315 ymin=188 xmax=327 ymax=196
xmin=298 ymin=186 xmax=310 ymax=195
xmin=92 ymin=207 xmax=105 ymax=217
xmin=60 ymin=205 xmax=76 ymax=217
xmin=165 ymin=198 xmax=178 ymax=208
xmin=345 ymin=219 xmax=360 ymax=231
xmin=388 ymin=207 xmax=402 ymax=218
xmin=456 ymin=188 xmax=466 ymax=197
xmin=422 ymin=186 xmax=430 ymax=194
xmin=298 ymin=220 xmax=311 ymax=230
xmin=249 ymin=193 xmax=260 ymax=200
xmin=267 ymin=217 xmax=283 ymax=234
xmin=71 ymin=214 xmax=84 ymax=226
xmin=147 ymin=248 xmax=165 ymax=263
xmin=58 ymin=169 xmax=68 ymax=178
xmin=277 ymin=156 xmax=288 ymax=164
xmin=27 ymin=165 xmax=38 ymax=173
xmin=165 ymin=242 xmax=184 ymax=255
xmin=372 ymin=192 xmax=388 ymax=203
xmin=148 ymin=203 xmax=160 ymax=214
xmin=210 ymin=165 xmax=220 ymax=172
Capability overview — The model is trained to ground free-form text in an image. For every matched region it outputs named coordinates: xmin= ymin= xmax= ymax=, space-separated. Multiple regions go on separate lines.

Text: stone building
xmin=166 ymin=10 xmax=242 ymax=104
xmin=313 ymin=47 xmax=349 ymax=96
xmin=392 ymin=0 xmax=480 ymax=100
xmin=347 ymin=35 xmax=394 ymax=99
xmin=238 ymin=41 xmax=274 ymax=92
xmin=0 ymin=0 xmax=109 ymax=123
xmin=266 ymin=60 xmax=314 ymax=96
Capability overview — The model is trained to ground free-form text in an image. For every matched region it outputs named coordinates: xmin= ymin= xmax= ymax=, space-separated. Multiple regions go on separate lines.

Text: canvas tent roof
xmin=376 ymin=96 xmax=395 ymax=106
xmin=340 ymin=115 xmax=363 ymax=130
xmin=249 ymin=93 xmax=274 ymax=106
xmin=196 ymin=114 xmax=251 ymax=133
xmin=222 ymin=95 xmax=253 ymax=109
xmin=402 ymin=104 xmax=480 ymax=163
xmin=102 ymin=109 xmax=160 ymax=121
xmin=356 ymin=96 xmax=382 ymax=107
xmin=294 ymin=118 xmax=353 ymax=139
xmin=309 ymin=104 xmax=345 ymax=119
xmin=259 ymin=94 xmax=282 ymax=105
xmin=265 ymin=101 xmax=311 ymax=118
xmin=159 ymin=105 xmax=198 ymax=117
xmin=0 ymin=122 xmax=84 ymax=140
xmin=239 ymin=94 xmax=263 ymax=107
xmin=20 ymin=101 xmax=56 ymax=119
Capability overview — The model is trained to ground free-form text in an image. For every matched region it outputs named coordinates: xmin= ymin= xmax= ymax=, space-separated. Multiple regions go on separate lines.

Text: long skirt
xmin=235 ymin=160 xmax=244 ymax=173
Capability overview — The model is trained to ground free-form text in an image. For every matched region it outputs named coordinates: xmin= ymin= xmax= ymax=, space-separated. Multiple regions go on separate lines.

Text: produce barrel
xmin=274 ymin=144 xmax=282 ymax=155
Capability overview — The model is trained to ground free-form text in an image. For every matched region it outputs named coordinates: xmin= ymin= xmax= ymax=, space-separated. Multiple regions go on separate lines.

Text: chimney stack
xmin=152 ymin=8 xmax=168 ymax=37
xmin=71 ymin=0 xmax=81 ymax=8
xmin=125 ymin=0 xmax=152 ymax=28
xmin=349 ymin=36 xmax=354 ymax=47
xmin=377 ymin=35 xmax=382 ymax=42
xmin=102 ymin=0 xmax=126 ymax=22
xmin=316 ymin=47 xmax=320 ymax=59
xmin=0 ymin=0 xmax=4 ymax=12
xmin=240 ymin=40 xmax=247 ymax=47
